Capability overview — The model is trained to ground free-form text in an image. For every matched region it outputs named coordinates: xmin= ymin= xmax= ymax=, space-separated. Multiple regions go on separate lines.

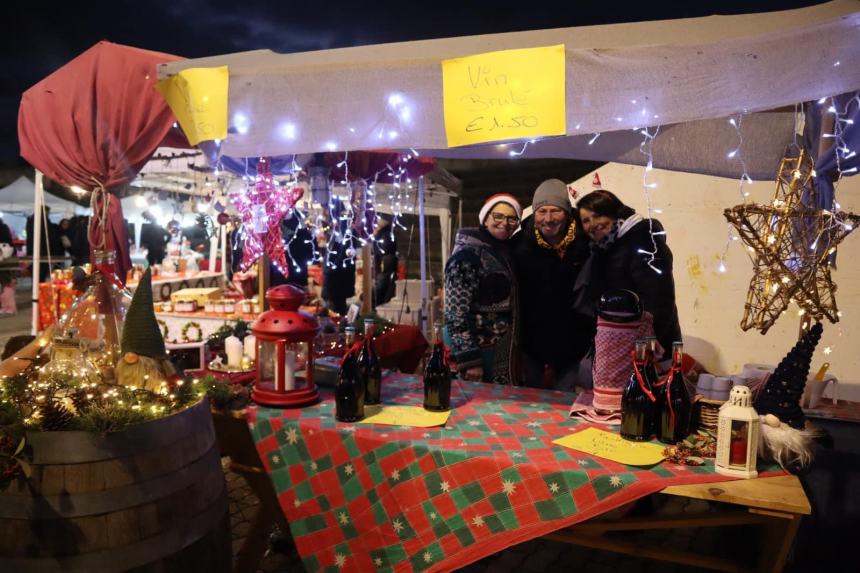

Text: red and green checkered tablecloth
xmin=247 ymin=372 xmax=781 ymax=572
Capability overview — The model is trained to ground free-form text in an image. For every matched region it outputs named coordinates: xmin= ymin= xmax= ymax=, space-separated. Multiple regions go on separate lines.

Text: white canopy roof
xmin=157 ymin=0 xmax=860 ymax=180
xmin=0 ymin=176 xmax=83 ymax=217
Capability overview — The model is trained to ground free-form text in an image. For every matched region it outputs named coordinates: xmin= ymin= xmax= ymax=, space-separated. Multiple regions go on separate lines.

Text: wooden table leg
xmin=755 ymin=511 xmax=802 ymax=573
xmin=233 ymin=502 xmax=280 ymax=573
xmin=231 ymin=465 xmax=292 ymax=573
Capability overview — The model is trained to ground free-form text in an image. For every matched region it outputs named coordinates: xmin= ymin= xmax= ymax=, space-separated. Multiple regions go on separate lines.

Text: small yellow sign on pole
xmin=553 ymin=427 xmax=666 ymax=466
xmin=442 ymin=44 xmax=566 ymax=147
xmin=156 ymin=66 xmax=229 ymax=145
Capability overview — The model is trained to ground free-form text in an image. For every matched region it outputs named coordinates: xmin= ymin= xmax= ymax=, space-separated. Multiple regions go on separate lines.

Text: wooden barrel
xmin=0 ymin=398 xmax=230 ymax=572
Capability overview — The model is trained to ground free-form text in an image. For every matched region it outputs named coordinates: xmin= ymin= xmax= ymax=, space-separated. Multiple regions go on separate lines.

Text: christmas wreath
xmin=181 ymin=321 xmax=203 ymax=343
xmin=156 ymin=318 xmax=169 ymax=341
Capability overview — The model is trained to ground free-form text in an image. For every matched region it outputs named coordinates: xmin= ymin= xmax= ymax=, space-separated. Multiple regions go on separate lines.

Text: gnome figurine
xmin=116 ymin=268 xmax=178 ymax=392
xmin=754 ymin=322 xmax=823 ymax=473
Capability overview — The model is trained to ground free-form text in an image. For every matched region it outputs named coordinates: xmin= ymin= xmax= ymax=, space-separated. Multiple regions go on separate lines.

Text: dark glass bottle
xmin=357 ymin=319 xmax=382 ymax=405
xmin=336 ymin=327 xmax=365 ymax=422
xmin=621 ymin=340 xmax=656 ymax=441
xmin=423 ymin=323 xmax=451 ymax=411
xmin=657 ymin=341 xmax=692 ymax=444
xmin=645 ymin=337 xmax=664 ymax=434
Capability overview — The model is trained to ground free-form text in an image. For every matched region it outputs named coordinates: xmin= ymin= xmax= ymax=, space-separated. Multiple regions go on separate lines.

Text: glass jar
xmin=52 ymin=250 xmax=132 ymax=382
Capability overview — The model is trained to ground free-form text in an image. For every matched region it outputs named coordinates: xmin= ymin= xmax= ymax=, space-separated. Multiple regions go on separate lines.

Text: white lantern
xmin=715 ymin=386 xmax=760 ymax=479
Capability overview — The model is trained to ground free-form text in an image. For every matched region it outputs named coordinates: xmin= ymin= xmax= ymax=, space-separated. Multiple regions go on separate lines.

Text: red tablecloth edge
xmin=425 ymin=468 xmax=786 ymax=573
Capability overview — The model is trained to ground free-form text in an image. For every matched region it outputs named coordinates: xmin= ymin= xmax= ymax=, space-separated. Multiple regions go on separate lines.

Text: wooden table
xmin=546 ymin=474 xmax=810 ymax=573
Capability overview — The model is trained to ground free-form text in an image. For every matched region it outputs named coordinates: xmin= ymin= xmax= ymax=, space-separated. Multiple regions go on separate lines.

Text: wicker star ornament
xmin=724 ymin=150 xmax=860 ymax=334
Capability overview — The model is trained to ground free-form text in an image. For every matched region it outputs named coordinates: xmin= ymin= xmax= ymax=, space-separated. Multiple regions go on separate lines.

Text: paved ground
xmin=224 ymin=457 xmax=726 ymax=573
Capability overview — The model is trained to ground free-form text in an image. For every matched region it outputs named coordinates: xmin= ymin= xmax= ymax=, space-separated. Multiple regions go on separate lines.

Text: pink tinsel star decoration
xmin=231 ymin=157 xmax=303 ymax=273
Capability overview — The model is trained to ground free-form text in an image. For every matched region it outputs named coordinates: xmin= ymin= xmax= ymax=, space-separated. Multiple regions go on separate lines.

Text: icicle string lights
xmin=717 ymin=111 xmax=755 ymax=275
xmin=638 ymin=125 xmax=663 ymax=274
xmin=727 ymin=113 xmax=753 ymax=201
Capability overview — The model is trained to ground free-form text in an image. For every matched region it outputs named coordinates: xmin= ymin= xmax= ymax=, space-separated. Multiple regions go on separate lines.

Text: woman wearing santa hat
xmin=444 ymin=194 xmax=522 ymax=385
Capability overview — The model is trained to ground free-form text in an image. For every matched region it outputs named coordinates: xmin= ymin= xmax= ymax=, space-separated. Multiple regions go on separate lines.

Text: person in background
xmin=513 ymin=179 xmax=593 ymax=391
xmin=574 ymin=189 xmax=681 ymax=361
xmin=0 ymin=218 xmax=12 ymax=248
xmin=322 ymin=198 xmax=357 ymax=315
xmin=444 ymin=194 xmax=522 ymax=385
xmin=270 ymin=208 xmax=315 ymax=290
xmin=372 ymin=213 xmax=398 ymax=306
xmin=0 ymin=218 xmax=16 ymax=315
xmin=66 ymin=215 xmax=90 ymax=266
xmin=185 ymin=214 xmax=211 ymax=254
xmin=140 ymin=211 xmax=169 ymax=266
xmin=58 ymin=218 xmax=73 ymax=255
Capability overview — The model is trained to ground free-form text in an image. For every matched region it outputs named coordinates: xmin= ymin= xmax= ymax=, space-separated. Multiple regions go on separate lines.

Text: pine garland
xmin=0 ymin=366 xmax=205 ymax=434
xmin=76 ymin=404 xmax=151 ymax=434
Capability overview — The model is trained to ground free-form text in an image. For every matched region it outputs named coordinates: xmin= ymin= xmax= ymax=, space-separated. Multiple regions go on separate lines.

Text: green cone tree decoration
xmin=121 ymin=267 xmax=167 ymax=359
xmin=755 ymin=322 xmax=823 ymax=429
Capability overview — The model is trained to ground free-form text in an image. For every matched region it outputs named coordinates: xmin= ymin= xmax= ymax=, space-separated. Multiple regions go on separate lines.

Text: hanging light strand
xmin=637 ymin=125 xmax=663 ymax=274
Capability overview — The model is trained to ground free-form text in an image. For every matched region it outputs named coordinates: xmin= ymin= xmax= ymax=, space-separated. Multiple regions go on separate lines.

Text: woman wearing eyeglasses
xmin=444 ymin=194 xmax=522 ymax=385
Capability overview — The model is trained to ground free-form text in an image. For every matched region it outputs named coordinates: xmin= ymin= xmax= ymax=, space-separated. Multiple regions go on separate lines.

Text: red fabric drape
xmin=18 ymin=41 xmax=184 ymax=283
xmin=323 ymin=150 xmax=436 ymax=182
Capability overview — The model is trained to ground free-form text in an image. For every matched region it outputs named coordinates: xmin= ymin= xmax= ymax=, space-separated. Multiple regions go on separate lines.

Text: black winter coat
xmin=573 ymin=219 xmax=681 ymax=359
xmin=512 ymin=216 xmax=594 ymax=368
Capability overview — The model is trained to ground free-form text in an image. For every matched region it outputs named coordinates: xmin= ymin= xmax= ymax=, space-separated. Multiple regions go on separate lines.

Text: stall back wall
xmin=571 ymin=164 xmax=860 ymax=401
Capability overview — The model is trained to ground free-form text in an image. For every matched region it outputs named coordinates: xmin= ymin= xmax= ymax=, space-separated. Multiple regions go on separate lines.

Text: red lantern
xmin=250 ymin=284 xmax=320 ymax=407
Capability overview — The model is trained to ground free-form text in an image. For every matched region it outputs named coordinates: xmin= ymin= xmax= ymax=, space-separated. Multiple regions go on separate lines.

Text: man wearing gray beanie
xmin=513 ymin=179 xmax=594 ymax=390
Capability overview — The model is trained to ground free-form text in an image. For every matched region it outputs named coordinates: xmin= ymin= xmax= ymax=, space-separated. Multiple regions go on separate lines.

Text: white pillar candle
xmin=243 ymin=335 xmax=256 ymax=360
xmin=225 ymin=335 xmax=243 ymax=367
xmin=284 ymin=350 xmax=296 ymax=390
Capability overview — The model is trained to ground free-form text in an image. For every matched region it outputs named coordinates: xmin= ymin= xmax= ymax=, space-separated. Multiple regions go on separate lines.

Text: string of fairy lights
xmin=636 ymin=125 xmax=663 ymax=275
xmin=717 ymin=112 xmax=753 ymax=275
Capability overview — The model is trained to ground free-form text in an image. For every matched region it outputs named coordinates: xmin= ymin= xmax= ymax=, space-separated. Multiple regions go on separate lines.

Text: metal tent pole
xmin=418 ymin=175 xmax=428 ymax=336
xmin=31 ymin=171 xmax=43 ymax=335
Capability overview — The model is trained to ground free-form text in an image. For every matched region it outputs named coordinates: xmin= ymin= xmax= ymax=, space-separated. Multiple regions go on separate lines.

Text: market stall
xmin=149 ymin=2 xmax=858 ymax=569
xmin=8 ymin=1 xmax=860 ymax=571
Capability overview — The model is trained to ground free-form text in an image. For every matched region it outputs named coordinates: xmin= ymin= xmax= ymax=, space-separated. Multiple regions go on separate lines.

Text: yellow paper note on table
xmin=359 ymin=405 xmax=451 ymax=428
xmin=553 ymin=427 xmax=666 ymax=466
xmin=442 ymin=44 xmax=566 ymax=147
xmin=156 ymin=66 xmax=229 ymax=145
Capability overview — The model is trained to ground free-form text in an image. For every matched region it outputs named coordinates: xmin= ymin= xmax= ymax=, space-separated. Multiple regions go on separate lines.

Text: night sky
xmin=1 ymin=0 xmax=821 ymax=165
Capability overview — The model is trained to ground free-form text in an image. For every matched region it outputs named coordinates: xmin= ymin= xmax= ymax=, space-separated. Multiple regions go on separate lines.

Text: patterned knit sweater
xmin=443 ymin=227 xmax=518 ymax=385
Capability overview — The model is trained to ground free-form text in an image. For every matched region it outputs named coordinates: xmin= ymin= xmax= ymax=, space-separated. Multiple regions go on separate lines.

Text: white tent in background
xmin=0 ymin=176 xmax=85 ymax=233
xmin=0 ymin=176 xmax=83 ymax=216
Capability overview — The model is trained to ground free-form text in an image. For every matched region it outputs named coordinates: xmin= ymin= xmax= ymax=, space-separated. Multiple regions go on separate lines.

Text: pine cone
xmin=39 ymin=399 xmax=76 ymax=431
xmin=70 ymin=389 xmax=94 ymax=414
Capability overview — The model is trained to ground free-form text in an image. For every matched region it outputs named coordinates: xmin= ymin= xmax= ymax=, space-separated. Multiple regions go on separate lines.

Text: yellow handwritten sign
xmin=442 ymin=44 xmax=566 ymax=147
xmin=156 ymin=66 xmax=229 ymax=145
xmin=359 ymin=405 xmax=451 ymax=428
xmin=553 ymin=427 xmax=666 ymax=466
